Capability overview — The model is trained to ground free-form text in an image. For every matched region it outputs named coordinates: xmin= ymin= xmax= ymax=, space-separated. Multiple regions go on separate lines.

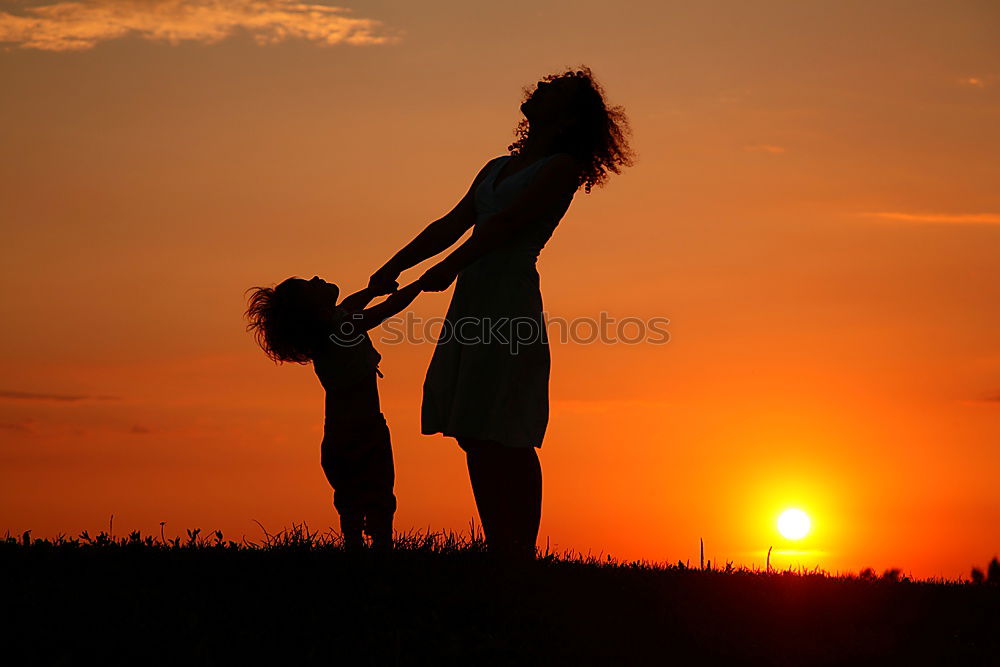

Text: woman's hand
xmin=419 ymin=262 xmax=457 ymax=292
xmin=368 ymin=265 xmax=400 ymax=296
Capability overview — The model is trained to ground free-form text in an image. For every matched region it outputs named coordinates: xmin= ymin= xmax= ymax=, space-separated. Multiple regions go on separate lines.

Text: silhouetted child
xmin=245 ymin=276 xmax=422 ymax=550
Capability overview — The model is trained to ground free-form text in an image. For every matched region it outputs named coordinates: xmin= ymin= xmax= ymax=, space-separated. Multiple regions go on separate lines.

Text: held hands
xmin=367 ymin=266 xmax=400 ymax=296
xmin=369 ymin=262 xmax=455 ymax=295
xmin=418 ymin=262 xmax=457 ymax=292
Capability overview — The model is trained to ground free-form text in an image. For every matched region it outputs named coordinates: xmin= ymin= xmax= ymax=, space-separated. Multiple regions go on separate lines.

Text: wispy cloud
xmin=0 ymin=0 xmax=398 ymax=52
xmin=959 ymin=76 xmax=987 ymax=89
xmin=960 ymin=392 xmax=1000 ymax=406
xmin=744 ymin=144 xmax=786 ymax=154
xmin=0 ymin=419 xmax=34 ymax=433
xmin=0 ymin=390 xmax=119 ymax=401
xmin=862 ymin=212 xmax=1000 ymax=225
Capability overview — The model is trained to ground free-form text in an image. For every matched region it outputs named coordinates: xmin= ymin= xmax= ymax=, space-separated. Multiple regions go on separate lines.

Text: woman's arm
xmin=369 ymin=159 xmax=499 ymax=291
xmin=419 ymin=154 xmax=579 ymax=291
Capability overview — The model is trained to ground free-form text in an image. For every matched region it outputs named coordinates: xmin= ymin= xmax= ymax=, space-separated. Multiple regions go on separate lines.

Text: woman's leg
xmin=460 ymin=437 xmax=503 ymax=547
xmin=505 ymin=446 xmax=542 ymax=557
xmin=460 ymin=437 xmax=542 ymax=558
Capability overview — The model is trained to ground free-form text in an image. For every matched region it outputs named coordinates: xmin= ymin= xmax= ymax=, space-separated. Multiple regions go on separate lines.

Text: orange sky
xmin=1 ymin=0 xmax=999 ymax=578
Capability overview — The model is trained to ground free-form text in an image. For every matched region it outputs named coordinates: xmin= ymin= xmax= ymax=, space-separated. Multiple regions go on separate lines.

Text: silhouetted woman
xmin=369 ymin=66 xmax=634 ymax=558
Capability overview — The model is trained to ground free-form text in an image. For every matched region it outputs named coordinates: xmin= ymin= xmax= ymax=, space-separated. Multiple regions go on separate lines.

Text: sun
xmin=777 ymin=508 xmax=811 ymax=540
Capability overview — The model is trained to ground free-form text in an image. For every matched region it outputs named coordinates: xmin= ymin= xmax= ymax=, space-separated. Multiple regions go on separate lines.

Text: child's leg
xmin=321 ymin=437 xmax=365 ymax=549
xmin=333 ymin=486 xmax=366 ymax=550
xmin=360 ymin=419 xmax=396 ymax=550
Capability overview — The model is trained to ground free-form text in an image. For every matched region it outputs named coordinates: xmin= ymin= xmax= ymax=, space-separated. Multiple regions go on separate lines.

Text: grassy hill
xmin=4 ymin=525 xmax=998 ymax=666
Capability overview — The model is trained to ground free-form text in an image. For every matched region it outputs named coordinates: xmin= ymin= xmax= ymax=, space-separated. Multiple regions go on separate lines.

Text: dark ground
xmin=3 ymin=528 xmax=999 ymax=666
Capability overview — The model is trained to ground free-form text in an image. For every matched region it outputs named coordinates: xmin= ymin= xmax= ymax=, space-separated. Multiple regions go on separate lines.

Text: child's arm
xmin=338 ymin=285 xmax=390 ymax=313
xmin=352 ymin=281 xmax=424 ymax=332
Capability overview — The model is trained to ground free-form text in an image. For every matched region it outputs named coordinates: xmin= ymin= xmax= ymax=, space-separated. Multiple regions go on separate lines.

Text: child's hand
xmin=368 ymin=267 xmax=399 ymax=296
xmin=395 ymin=281 xmax=423 ymax=299
xmin=370 ymin=279 xmax=398 ymax=297
xmin=353 ymin=280 xmax=423 ymax=331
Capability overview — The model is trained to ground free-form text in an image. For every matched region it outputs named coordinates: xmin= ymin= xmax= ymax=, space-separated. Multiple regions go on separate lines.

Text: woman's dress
xmin=421 ymin=154 xmax=574 ymax=448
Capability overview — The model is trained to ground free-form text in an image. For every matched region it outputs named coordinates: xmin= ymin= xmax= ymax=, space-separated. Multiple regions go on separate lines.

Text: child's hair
xmin=245 ymin=278 xmax=331 ymax=364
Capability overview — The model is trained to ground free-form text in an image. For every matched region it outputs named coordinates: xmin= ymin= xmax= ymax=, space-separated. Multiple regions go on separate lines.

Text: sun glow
xmin=777 ymin=509 xmax=811 ymax=540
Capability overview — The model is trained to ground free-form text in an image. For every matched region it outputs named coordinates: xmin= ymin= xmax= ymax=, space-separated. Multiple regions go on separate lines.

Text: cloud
xmin=0 ymin=0 xmax=398 ymax=52
xmin=959 ymin=76 xmax=987 ymax=89
xmin=744 ymin=144 xmax=786 ymax=154
xmin=0 ymin=390 xmax=120 ymax=401
xmin=960 ymin=392 xmax=1000 ymax=407
xmin=862 ymin=212 xmax=1000 ymax=225
xmin=0 ymin=419 xmax=34 ymax=433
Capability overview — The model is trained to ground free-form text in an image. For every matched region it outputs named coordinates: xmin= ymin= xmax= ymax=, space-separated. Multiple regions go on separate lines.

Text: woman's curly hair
xmin=245 ymin=278 xmax=324 ymax=364
xmin=508 ymin=65 xmax=635 ymax=194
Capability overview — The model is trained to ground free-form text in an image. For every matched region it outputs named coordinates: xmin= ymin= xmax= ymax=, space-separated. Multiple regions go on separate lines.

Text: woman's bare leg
xmin=460 ymin=437 xmax=502 ymax=547
xmin=460 ymin=437 xmax=541 ymax=558
xmin=506 ymin=446 xmax=542 ymax=557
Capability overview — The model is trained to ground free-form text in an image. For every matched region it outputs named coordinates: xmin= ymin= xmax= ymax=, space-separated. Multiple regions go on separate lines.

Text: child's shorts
xmin=320 ymin=412 xmax=396 ymax=537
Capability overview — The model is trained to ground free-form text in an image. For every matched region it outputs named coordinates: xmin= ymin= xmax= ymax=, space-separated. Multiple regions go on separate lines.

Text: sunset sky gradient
xmin=2 ymin=0 xmax=998 ymax=578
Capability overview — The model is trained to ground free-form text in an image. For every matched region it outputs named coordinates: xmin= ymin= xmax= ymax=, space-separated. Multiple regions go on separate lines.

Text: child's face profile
xmin=521 ymin=77 xmax=581 ymax=126
xmin=305 ymin=276 xmax=340 ymax=303
xmin=306 ymin=275 xmax=339 ymax=295
xmin=281 ymin=276 xmax=339 ymax=315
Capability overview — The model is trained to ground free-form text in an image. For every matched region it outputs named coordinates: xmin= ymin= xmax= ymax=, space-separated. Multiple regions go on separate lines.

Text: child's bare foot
xmin=370 ymin=534 xmax=393 ymax=553
xmin=342 ymin=531 xmax=365 ymax=552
